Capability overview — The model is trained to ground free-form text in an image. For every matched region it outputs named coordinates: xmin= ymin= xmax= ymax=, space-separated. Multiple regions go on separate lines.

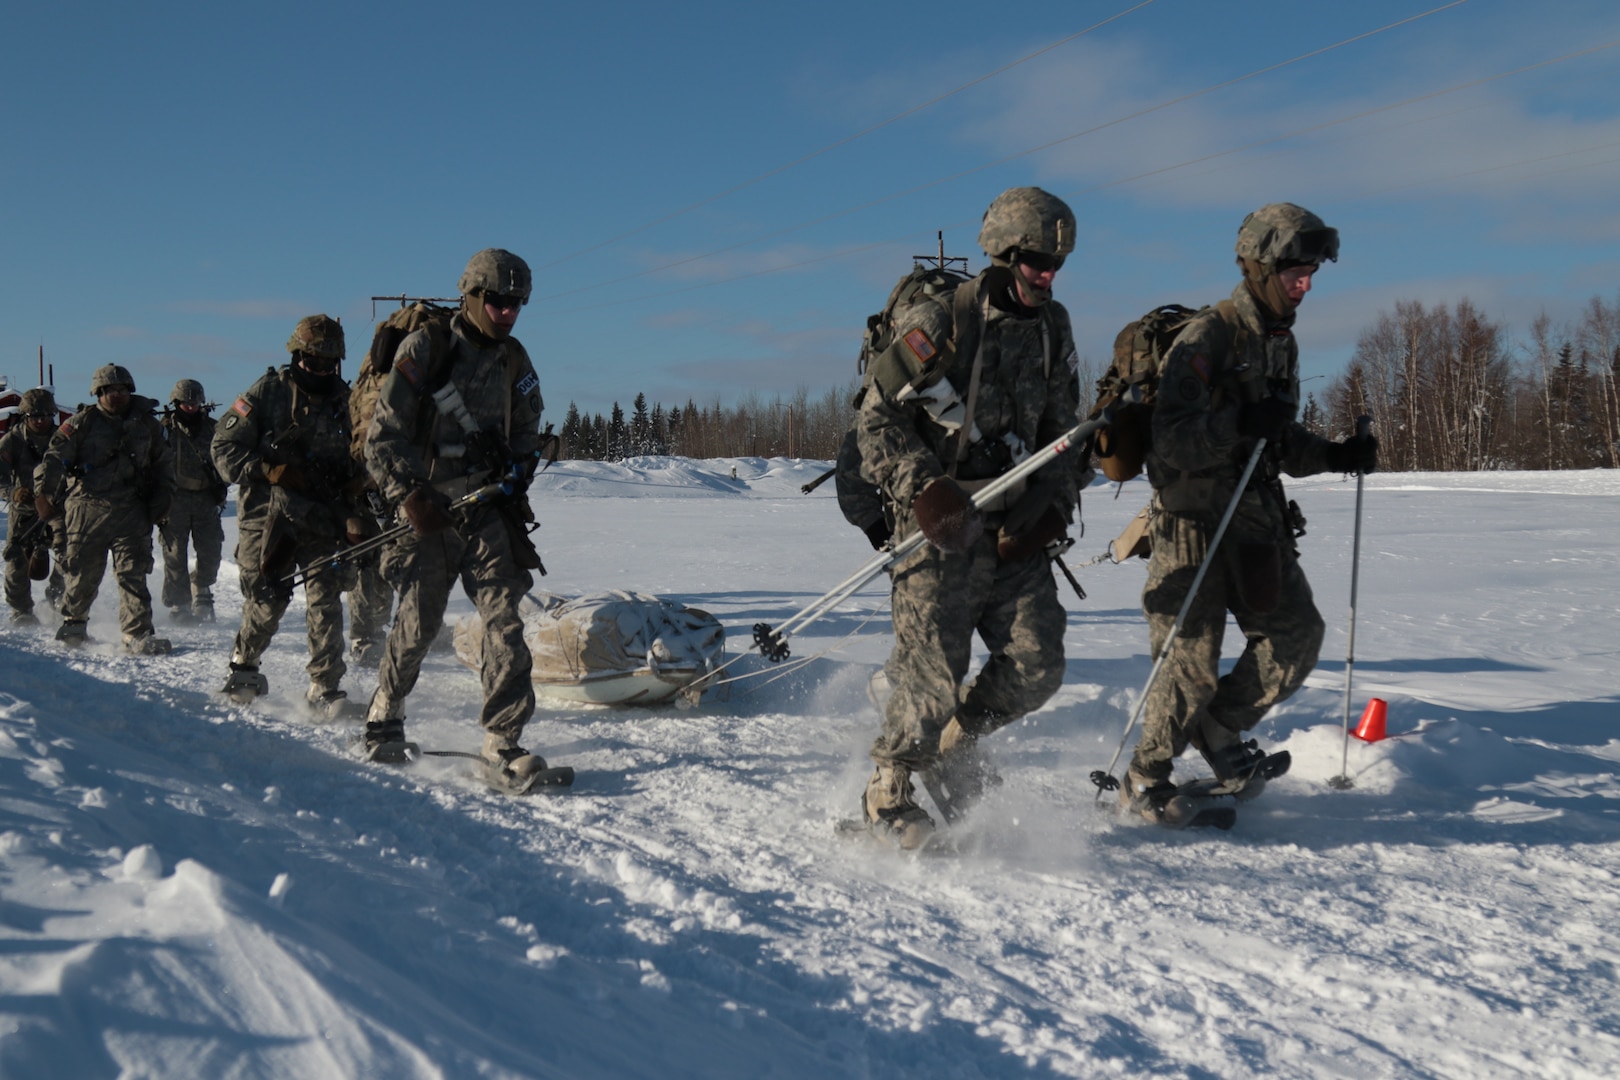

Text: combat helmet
xmin=978 ymin=187 xmax=1077 ymax=263
xmin=171 ymin=379 xmax=207 ymax=406
xmin=286 ymin=314 xmax=345 ymax=360
xmin=18 ymin=387 xmax=55 ymax=417
xmin=458 ymin=248 xmax=531 ymax=302
xmin=91 ymin=364 xmax=136 ymax=395
xmin=1235 ymin=203 xmax=1339 ymax=268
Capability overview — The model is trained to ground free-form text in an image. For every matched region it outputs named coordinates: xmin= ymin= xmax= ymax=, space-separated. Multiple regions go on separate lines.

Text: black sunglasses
xmin=482 ymin=292 xmax=526 ymax=311
xmin=1015 ymin=250 xmax=1065 ymax=273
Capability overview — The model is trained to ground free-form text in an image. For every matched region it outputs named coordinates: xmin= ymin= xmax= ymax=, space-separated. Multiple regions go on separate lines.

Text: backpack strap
xmin=948 ymin=279 xmax=988 ymax=479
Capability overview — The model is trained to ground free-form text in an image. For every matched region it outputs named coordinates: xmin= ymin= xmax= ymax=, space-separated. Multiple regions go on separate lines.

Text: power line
xmin=532 ymin=0 xmax=1156 ymax=271
xmin=532 ymin=0 xmax=1469 ymax=306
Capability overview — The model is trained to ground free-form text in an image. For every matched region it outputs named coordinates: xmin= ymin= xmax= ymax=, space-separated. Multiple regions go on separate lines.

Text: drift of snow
xmin=0 ymin=459 xmax=1616 ymax=1078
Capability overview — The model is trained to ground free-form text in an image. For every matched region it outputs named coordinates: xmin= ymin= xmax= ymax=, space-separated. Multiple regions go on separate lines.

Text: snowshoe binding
xmin=221 ymin=661 xmax=269 ymax=702
xmin=55 ymin=619 xmax=88 ymax=647
xmin=360 ymin=717 xmax=419 ymax=765
xmin=858 ymin=763 xmax=937 ymax=850
xmin=917 ymin=721 xmax=1001 ymax=826
xmin=1098 ymin=768 xmax=1236 ymax=831
xmin=123 ymin=634 xmax=172 ymax=656
xmin=306 ymin=686 xmax=360 ymax=723
xmin=1195 ymin=719 xmax=1291 ymax=802
xmin=479 ymin=733 xmax=573 ymax=795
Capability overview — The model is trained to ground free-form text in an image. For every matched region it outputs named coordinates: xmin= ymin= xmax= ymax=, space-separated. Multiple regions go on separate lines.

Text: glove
xmin=34 ymin=495 xmax=60 ymax=522
xmin=1238 ymin=399 xmax=1293 ymax=443
xmin=148 ymin=494 xmax=172 ymax=528
xmin=996 ymin=474 xmax=1068 ymax=562
xmin=862 ymin=519 xmax=892 ymax=551
xmin=402 ymin=486 xmax=455 ymax=536
xmin=264 ymin=463 xmax=304 ymax=489
xmin=344 ymin=516 xmax=369 ymax=545
xmin=911 ymin=476 xmax=984 ymax=555
xmin=1324 ymin=432 xmax=1378 ymax=475
xmin=12 ymin=486 xmax=31 ymax=505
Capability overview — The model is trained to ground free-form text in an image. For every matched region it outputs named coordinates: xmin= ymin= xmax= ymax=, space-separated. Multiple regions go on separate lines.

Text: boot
xmin=350 ymin=637 xmax=379 ymax=667
xmin=481 ymin=732 xmax=550 ymax=794
xmin=168 ymin=605 xmax=199 ymax=626
xmin=862 ymin=763 xmax=935 ymax=850
xmin=55 ymin=619 xmax=87 ymax=647
xmin=919 ymin=719 xmax=1001 ymax=825
xmin=193 ymin=594 xmax=215 ymax=623
xmin=361 ymin=716 xmax=417 ymax=764
xmin=1192 ymin=714 xmax=1289 ymax=801
xmin=123 ymin=633 xmax=173 ymax=656
xmin=9 ymin=609 xmax=38 ymax=627
xmin=44 ymin=581 xmax=63 ymax=607
xmin=1119 ymin=765 xmax=1178 ymax=824
xmin=221 ymin=660 xmax=269 ymax=702
xmin=305 ymin=684 xmax=352 ymax=722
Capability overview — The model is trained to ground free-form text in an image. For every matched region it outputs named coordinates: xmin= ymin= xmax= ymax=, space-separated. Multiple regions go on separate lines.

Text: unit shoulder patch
xmin=902 ymin=328 xmax=937 ymax=365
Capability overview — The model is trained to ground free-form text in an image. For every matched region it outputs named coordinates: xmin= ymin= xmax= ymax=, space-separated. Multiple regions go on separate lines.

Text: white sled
xmin=453 ymin=591 xmax=725 ymax=705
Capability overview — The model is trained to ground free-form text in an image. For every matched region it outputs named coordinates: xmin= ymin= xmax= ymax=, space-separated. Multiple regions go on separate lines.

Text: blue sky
xmin=4 ymin=0 xmax=1618 ymax=422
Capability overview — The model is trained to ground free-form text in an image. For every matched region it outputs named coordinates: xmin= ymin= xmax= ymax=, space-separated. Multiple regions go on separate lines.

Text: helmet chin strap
xmin=462 ymin=296 xmax=511 ymax=341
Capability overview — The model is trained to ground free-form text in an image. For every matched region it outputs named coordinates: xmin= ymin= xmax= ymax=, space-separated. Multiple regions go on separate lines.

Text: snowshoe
xmin=55 ymin=619 xmax=88 ymax=647
xmin=168 ymin=606 xmax=199 ymax=626
xmin=193 ymin=599 xmax=215 ymax=624
xmin=1103 ymin=769 xmax=1237 ymax=831
xmin=480 ymin=733 xmax=573 ymax=795
xmin=9 ymin=610 xmax=39 ymax=627
xmin=123 ymin=634 xmax=173 ymax=656
xmin=917 ymin=725 xmax=1001 ymax=826
xmin=306 ymin=687 xmax=360 ymax=723
xmin=350 ymin=638 xmax=380 ymax=667
xmin=860 ymin=764 xmax=936 ymax=850
xmin=360 ymin=717 xmax=419 ymax=765
xmin=1194 ymin=720 xmax=1291 ymax=802
xmin=220 ymin=661 xmax=269 ymax=703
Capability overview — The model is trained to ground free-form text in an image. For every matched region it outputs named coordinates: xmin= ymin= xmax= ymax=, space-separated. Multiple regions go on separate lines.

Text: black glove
xmin=1238 ymin=399 xmax=1293 ymax=443
xmin=861 ymin=519 xmax=892 ymax=551
xmin=911 ymin=477 xmax=984 ymax=555
xmin=1325 ymin=433 xmax=1378 ymax=474
xmin=402 ymin=486 xmax=455 ymax=536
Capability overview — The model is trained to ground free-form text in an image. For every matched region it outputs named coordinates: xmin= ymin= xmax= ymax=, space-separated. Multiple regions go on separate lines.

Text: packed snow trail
xmin=1 ymin=459 xmax=1617 ymax=1078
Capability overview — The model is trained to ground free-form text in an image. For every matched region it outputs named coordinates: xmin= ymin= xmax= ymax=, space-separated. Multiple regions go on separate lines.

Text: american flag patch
xmin=396 ymin=356 xmax=422 ymax=386
xmin=1189 ymin=353 xmax=1212 ymax=385
xmin=58 ymin=418 xmax=75 ymax=436
xmin=903 ymin=328 xmax=937 ymax=364
xmin=232 ymin=398 xmax=252 ymax=418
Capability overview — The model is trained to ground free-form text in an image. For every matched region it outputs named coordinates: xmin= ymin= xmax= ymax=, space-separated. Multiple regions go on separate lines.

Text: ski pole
xmin=1329 ymin=415 xmax=1373 ymax=791
xmin=750 ymin=413 xmax=1111 ymax=663
xmin=1090 ymin=437 xmax=1268 ymax=800
xmin=280 ymin=478 xmax=519 ymax=590
xmin=799 ymin=467 xmax=836 ymax=495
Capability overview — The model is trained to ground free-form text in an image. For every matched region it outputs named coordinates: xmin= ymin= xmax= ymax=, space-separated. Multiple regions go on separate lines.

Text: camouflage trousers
xmin=374 ymin=507 xmax=534 ymax=739
xmin=1133 ymin=509 xmax=1324 ymax=776
xmin=59 ymin=498 xmax=157 ymax=638
xmin=159 ymin=489 xmax=224 ymax=610
xmin=342 ymin=531 xmax=394 ymax=648
xmin=231 ymin=515 xmax=347 ymax=692
xmin=870 ymin=532 xmax=1066 ymax=769
xmin=4 ymin=509 xmax=64 ymax=614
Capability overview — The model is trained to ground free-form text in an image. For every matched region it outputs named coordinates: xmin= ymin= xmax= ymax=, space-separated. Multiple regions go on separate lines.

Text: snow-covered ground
xmin=1 ymin=459 xmax=1616 ymax=1079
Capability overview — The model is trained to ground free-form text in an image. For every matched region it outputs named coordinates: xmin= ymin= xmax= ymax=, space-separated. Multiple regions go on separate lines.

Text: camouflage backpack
xmin=1089 ymin=301 xmax=1241 ymax=482
xmin=349 ymin=301 xmax=456 ymax=465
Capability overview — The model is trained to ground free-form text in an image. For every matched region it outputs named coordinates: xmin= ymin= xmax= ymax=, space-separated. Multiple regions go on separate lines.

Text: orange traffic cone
xmin=1352 ymin=697 xmax=1388 ymax=742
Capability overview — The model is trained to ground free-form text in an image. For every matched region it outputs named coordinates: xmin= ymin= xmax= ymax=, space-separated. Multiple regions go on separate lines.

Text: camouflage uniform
xmin=213 ymin=365 xmax=359 ymax=696
xmin=0 ymin=402 xmax=67 ymax=618
xmin=159 ymin=400 xmax=226 ymax=619
xmin=35 ymin=393 xmax=174 ymax=643
xmin=1130 ymin=203 xmax=1350 ymax=789
xmin=364 ymin=310 xmax=544 ymax=740
xmin=833 ymin=429 xmax=889 ymax=549
xmin=859 ymin=273 xmax=1078 ymax=769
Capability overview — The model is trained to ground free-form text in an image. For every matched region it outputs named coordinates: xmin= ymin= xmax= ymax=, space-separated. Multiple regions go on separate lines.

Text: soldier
xmin=159 ymin=379 xmax=227 ymax=624
xmin=1119 ymin=203 xmax=1377 ymax=821
xmin=855 ymin=187 xmax=1082 ymax=848
xmin=362 ymin=248 xmax=556 ymax=794
xmin=213 ymin=315 xmax=365 ymax=719
xmin=0 ymin=388 xmax=67 ymax=624
xmin=34 ymin=365 xmax=174 ymax=653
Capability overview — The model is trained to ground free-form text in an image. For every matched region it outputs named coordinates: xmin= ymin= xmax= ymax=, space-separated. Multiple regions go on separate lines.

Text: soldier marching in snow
xmin=855 ymin=188 xmax=1083 ymax=848
xmin=159 ymin=379 xmax=227 ymax=624
xmin=213 ymin=315 xmax=367 ymax=718
xmin=34 ymin=364 xmax=175 ymax=653
xmin=1118 ymin=203 xmax=1378 ymax=822
xmin=360 ymin=248 xmax=560 ymax=793
xmin=0 ymin=388 xmax=68 ymax=624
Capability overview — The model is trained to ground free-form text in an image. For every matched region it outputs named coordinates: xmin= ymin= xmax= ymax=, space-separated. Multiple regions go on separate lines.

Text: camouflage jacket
xmin=364 ymin=313 xmax=543 ymax=506
xmin=0 ymin=424 xmax=55 ymax=503
xmin=856 ymin=269 xmax=1079 ymax=530
xmin=162 ymin=412 xmax=225 ymax=497
xmin=833 ymin=429 xmax=885 ymax=533
xmin=1146 ymin=282 xmax=1335 ymax=522
xmin=36 ymin=395 xmax=174 ymax=513
xmin=212 ymin=367 xmax=358 ymax=525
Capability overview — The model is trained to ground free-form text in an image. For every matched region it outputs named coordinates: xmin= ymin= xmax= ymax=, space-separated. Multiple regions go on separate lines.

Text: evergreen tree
xmin=608 ymin=402 xmax=627 ymax=461
xmin=560 ymin=402 xmax=582 ymax=460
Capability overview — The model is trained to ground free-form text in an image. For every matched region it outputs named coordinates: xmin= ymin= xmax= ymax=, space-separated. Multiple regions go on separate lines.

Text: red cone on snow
xmin=1352 ymin=697 xmax=1388 ymax=742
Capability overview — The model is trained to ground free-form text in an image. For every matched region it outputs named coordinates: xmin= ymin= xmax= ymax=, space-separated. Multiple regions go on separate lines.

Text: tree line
xmin=558 ymin=291 xmax=1620 ymax=472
